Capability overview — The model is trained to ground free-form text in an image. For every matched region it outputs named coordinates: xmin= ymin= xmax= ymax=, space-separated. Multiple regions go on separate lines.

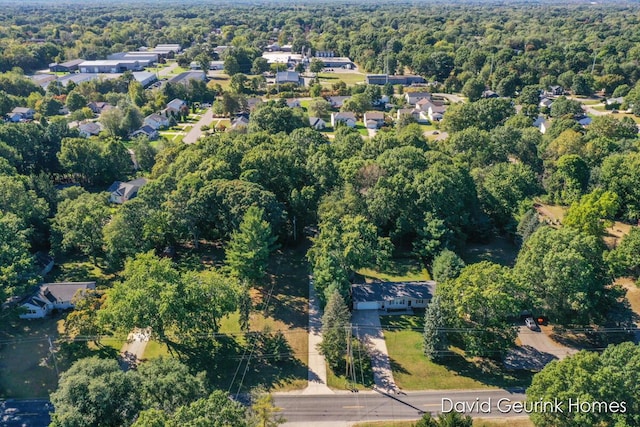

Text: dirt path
xmin=119 ymin=328 xmax=150 ymax=370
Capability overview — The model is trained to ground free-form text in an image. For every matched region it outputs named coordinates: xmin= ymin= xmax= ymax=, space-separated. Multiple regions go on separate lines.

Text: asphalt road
xmin=274 ymin=389 xmax=527 ymax=425
xmin=0 ymin=399 xmax=52 ymax=427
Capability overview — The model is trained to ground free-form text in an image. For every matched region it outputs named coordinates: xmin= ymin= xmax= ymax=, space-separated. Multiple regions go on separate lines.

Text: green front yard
xmin=381 ymin=315 xmax=533 ymax=390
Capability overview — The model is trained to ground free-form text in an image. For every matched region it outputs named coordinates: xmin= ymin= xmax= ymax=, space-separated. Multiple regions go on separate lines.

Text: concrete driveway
xmin=303 ymin=279 xmax=333 ymax=395
xmin=351 ymin=310 xmax=397 ymax=393
xmin=504 ymin=326 xmax=578 ymax=370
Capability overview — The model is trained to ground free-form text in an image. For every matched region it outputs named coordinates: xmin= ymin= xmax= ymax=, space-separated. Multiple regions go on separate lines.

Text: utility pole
xmin=48 ymin=335 xmax=59 ymax=377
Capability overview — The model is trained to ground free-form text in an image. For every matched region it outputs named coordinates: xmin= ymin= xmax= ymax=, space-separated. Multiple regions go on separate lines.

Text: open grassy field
xmin=318 ymin=71 xmax=366 ymax=86
xmin=358 ymin=258 xmax=431 ymax=282
xmin=354 ymin=418 xmax=534 ymax=427
xmin=380 ymin=315 xmax=533 ymax=390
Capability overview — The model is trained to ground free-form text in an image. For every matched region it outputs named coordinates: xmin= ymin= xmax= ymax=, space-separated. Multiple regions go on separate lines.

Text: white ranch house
xmin=351 ymin=281 xmax=436 ymax=311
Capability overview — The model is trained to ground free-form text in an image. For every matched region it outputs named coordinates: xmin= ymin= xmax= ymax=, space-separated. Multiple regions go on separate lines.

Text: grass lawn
xmin=380 ymin=315 xmax=533 ymax=390
xmin=353 ymin=418 xmax=533 ymax=427
xmin=358 ymin=258 xmax=431 ymax=282
xmin=355 ymin=123 xmax=370 ymax=136
xmin=0 ymin=316 xmax=62 ymax=398
xmin=47 ymin=255 xmax=115 ymax=288
xmin=463 ymin=234 xmax=519 ymax=267
xmin=326 ymin=360 xmax=373 ymax=390
xmin=318 ymin=71 xmax=366 ymax=86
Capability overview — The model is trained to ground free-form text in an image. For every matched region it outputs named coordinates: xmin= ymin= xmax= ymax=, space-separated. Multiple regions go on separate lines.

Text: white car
xmin=525 ymin=317 xmax=538 ymax=331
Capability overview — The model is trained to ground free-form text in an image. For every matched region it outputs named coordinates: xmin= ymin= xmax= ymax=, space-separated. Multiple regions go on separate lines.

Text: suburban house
xmin=275 ymin=71 xmax=302 ymax=86
xmin=78 ymin=122 xmax=103 ymax=138
xmin=131 ymin=125 xmax=159 ymax=140
xmin=309 ymin=117 xmax=326 ymax=130
xmin=421 ymin=100 xmax=446 ymax=121
xmin=533 ymin=116 xmax=550 ymax=134
xmin=548 ymin=85 xmax=565 ymax=96
xmin=482 ymin=90 xmax=499 ymax=98
xmin=539 ymin=98 xmax=553 ymax=109
xmin=578 ymin=116 xmax=592 ymax=127
xmin=396 ymin=107 xmax=427 ymax=123
xmin=107 ymin=178 xmax=148 ymax=204
xmin=286 ymin=99 xmax=301 ymax=108
xmin=209 ymin=60 xmax=224 ymax=70
xmin=231 ymin=116 xmax=250 ymax=130
xmin=49 ymin=59 xmax=84 ymax=73
xmin=167 ymin=71 xmax=206 ymax=85
xmin=87 ymin=101 xmax=112 ymax=115
xmin=9 ymin=107 xmax=35 ymax=121
xmin=606 ymin=97 xmax=624 ymax=107
xmin=19 ymin=282 xmax=96 ymax=319
xmin=144 ymin=113 xmax=170 ymax=130
xmin=165 ymin=98 xmax=188 ymax=115
xmin=364 ymin=111 xmax=385 ymax=129
xmin=351 ymin=281 xmax=436 ymax=311
xmin=246 ymin=98 xmax=263 ymax=111
xmin=405 ymin=92 xmax=432 ymax=106
xmin=331 ymin=112 xmax=357 ymax=128
xmin=327 ymin=96 xmax=351 ymax=109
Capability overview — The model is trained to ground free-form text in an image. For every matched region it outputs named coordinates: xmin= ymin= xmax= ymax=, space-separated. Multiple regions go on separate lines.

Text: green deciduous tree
xmin=52 ymin=191 xmax=109 ymax=263
xmin=0 ymin=211 xmax=36 ymax=303
xmin=437 ymin=261 xmax=520 ymax=357
xmin=563 ymin=189 xmax=620 ymax=237
xmin=514 ymin=226 xmax=611 ymax=324
xmin=527 ymin=342 xmax=640 ymax=427
xmin=50 ymin=357 xmax=140 ymax=427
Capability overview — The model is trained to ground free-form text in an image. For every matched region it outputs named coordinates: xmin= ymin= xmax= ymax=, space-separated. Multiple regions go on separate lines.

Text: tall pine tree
xmin=423 ymin=295 xmax=448 ymax=362
xmin=319 ymin=291 xmax=350 ymax=371
xmin=226 ymin=206 xmax=278 ymax=330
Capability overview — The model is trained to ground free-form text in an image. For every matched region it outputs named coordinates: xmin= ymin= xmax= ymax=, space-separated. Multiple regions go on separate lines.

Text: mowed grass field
xmin=380 ymin=315 xmax=533 ymax=390
xmin=318 ymin=71 xmax=366 ymax=86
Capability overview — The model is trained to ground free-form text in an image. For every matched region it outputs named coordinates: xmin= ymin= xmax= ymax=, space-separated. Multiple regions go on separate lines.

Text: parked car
xmin=525 ymin=317 xmax=539 ymax=331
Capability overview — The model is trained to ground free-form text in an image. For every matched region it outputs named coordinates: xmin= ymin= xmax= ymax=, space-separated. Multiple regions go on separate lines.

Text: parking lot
xmin=1 ymin=400 xmax=51 ymax=427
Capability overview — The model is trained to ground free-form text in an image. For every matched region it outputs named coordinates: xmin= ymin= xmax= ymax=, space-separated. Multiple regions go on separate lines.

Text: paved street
xmin=275 ymin=389 xmax=528 ymax=425
xmin=0 ymin=399 xmax=52 ymax=427
xmin=351 ymin=310 xmax=397 ymax=392
xmin=302 ymin=279 xmax=333 ymax=394
xmin=183 ymin=108 xmax=215 ymax=144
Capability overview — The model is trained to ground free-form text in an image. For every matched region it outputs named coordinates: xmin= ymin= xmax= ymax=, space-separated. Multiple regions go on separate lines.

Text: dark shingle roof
xmin=351 ymin=281 xmax=436 ymax=303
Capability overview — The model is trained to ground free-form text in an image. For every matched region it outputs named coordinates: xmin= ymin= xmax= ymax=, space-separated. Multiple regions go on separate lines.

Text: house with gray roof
xmin=331 ymin=111 xmax=356 ymax=128
xmin=107 ymin=178 xmax=148 ymax=204
xmin=167 ymin=71 xmax=206 ymax=85
xmin=20 ymin=282 xmax=96 ymax=319
xmin=78 ymin=122 xmax=103 ymax=138
xmin=276 ymin=71 xmax=302 ymax=86
xmin=351 ymin=281 xmax=436 ymax=311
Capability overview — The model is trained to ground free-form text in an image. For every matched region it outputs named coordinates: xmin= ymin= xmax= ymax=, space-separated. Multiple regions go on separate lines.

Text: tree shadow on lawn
xmin=182 ymin=334 xmax=308 ymax=393
xmin=257 ymin=245 xmax=310 ymax=329
xmin=56 ymin=340 xmax=119 ymax=370
xmin=441 ymin=352 xmax=534 ymax=389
